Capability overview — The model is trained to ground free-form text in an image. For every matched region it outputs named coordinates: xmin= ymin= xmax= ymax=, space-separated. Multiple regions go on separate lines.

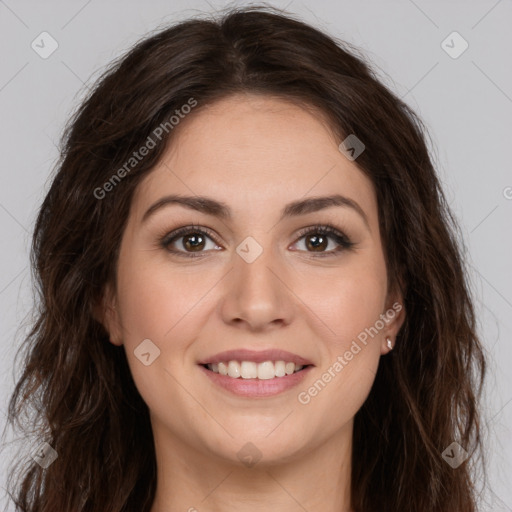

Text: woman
xmin=5 ymin=5 xmax=486 ymax=511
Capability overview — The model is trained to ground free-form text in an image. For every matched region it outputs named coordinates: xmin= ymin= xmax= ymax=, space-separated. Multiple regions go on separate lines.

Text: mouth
xmin=197 ymin=349 xmax=314 ymax=398
xmin=200 ymin=361 xmax=312 ymax=380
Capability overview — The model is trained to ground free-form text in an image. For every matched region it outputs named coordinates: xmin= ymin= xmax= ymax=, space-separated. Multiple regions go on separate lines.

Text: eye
xmin=291 ymin=224 xmax=354 ymax=257
xmin=160 ymin=224 xmax=221 ymax=258
xmin=160 ymin=223 xmax=354 ymax=258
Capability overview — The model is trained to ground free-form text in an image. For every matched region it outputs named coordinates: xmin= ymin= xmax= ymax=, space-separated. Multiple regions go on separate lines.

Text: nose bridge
xmin=221 ymin=233 xmax=294 ymax=329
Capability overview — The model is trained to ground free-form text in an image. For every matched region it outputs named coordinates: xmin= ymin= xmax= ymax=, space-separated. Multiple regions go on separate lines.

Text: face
xmin=101 ymin=93 xmax=404 ymax=465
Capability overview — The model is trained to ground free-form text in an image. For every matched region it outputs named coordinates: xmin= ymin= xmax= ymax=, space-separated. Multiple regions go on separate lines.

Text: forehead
xmin=132 ymin=94 xmax=377 ymax=226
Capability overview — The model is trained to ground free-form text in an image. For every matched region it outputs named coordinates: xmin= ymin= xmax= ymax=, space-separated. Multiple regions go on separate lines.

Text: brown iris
xmin=305 ymin=233 xmax=328 ymax=252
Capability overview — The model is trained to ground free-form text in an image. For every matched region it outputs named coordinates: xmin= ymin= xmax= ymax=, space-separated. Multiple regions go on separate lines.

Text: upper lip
xmin=198 ymin=349 xmax=314 ymax=366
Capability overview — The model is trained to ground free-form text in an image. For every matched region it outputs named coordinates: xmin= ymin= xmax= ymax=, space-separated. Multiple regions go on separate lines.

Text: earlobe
xmin=381 ymin=294 xmax=406 ymax=354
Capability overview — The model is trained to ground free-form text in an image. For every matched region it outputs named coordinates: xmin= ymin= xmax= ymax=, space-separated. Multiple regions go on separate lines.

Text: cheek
xmin=299 ymin=253 xmax=387 ymax=410
xmin=113 ymin=257 xmax=208 ymax=407
xmin=314 ymin=257 xmax=388 ymax=346
xmin=115 ymin=254 xmax=205 ymax=349
xmin=298 ymin=277 xmax=384 ymax=430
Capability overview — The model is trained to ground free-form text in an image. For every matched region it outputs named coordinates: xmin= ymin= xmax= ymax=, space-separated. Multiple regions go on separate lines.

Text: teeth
xmin=206 ymin=360 xmax=305 ymax=379
xmin=258 ymin=361 xmax=274 ymax=380
xmin=274 ymin=360 xmax=286 ymax=377
xmin=227 ymin=361 xmax=241 ymax=378
xmin=241 ymin=361 xmax=258 ymax=379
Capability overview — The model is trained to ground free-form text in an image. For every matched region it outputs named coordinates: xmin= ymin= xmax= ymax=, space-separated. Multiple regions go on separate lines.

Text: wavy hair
xmin=4 ymin=5 xmax=486 ymax=511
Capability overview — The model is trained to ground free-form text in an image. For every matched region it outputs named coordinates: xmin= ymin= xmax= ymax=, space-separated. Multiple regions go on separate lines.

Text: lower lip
xmin=198 ymin=364 xmax=313 ymax=398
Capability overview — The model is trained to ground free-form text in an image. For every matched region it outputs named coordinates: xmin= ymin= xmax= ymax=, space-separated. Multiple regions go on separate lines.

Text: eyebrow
xmin=142 ymin=193 xmax=370 ymax=228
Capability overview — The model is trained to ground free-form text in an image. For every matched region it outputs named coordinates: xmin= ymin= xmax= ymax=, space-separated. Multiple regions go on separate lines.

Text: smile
xmin=199 ymin=362 xmax=313 ymax=398
xmin=203 ymin=360 xmax=308 ymax=379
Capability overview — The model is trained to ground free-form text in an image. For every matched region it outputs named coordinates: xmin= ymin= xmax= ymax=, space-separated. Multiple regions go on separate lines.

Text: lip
xmin=197 ymin=349 xmax=314 ymax=366
xmin=198 ymin=364 xmax=314 ymax=398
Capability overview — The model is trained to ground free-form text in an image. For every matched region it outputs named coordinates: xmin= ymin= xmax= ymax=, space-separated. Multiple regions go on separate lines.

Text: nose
xmin=219 ymin=240 xmax=295 ymax=332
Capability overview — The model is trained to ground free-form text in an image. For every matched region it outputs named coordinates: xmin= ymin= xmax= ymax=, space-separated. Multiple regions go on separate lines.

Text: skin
xmin=99 ymin=93 xmax=405 ymax=512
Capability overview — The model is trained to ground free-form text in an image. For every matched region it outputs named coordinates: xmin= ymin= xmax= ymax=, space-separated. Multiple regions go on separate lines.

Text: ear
xmin=93 ymin=282 xmax=123 ymax=346
xmin=380 ymin=288 xmax=406 ymax=354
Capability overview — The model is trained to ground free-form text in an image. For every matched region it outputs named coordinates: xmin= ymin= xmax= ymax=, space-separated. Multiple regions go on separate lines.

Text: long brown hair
xmin=4 ymin=5 xmax=486 ymax=511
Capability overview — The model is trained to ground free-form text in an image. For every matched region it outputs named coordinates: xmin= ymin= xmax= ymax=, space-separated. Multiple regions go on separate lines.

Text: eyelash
xmin=159 ymin=223 xmax=355 ymax=259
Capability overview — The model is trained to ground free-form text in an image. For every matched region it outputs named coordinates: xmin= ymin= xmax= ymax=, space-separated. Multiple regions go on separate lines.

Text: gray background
xmin=0 ymin=0 xmax=510 ymax=510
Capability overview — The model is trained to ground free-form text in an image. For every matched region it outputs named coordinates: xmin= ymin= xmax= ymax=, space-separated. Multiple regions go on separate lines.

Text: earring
xmin=386 ymin=337 xmax=393 ymax=350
